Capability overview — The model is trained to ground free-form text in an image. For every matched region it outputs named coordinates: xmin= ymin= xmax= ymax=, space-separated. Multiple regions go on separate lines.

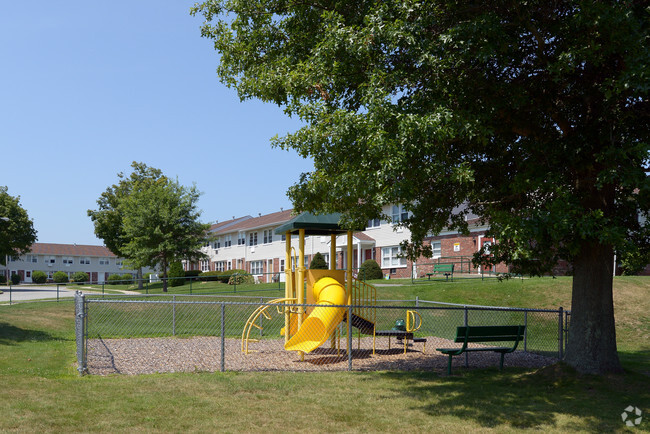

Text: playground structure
xmin=241 ymin=212 xmax=381 ymax=358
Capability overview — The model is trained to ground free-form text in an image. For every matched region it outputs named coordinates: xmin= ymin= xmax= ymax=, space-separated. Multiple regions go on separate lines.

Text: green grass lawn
xmin=2 ymin=277 xmax=648 ymax=432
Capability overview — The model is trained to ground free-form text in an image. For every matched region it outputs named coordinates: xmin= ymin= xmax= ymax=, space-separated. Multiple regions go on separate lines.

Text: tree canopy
xmin=0 ymin=186 xmax=37 ymax=266
xmin=192 ymin=1 xmax=649 ymax=374
xmin=89 ymin=162 xmax=210 ymax=291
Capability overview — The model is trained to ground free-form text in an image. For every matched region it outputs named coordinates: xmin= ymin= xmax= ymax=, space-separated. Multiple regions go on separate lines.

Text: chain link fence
xmin=75 ymin=292 xmax=567 ymax=375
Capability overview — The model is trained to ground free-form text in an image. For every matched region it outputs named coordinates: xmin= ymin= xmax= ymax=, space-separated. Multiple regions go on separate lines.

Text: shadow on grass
xmin=375 ymin=363 xmax=650 ymax=431
xmin=0 ymin=322 xmax=58 ymax=345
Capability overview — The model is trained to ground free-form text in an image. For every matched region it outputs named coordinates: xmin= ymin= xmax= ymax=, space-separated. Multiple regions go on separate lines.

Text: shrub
xmin=10 ymin=273 xmax=21 ymax=285
xmin=53 ymin=271 xmax=69 ymax=283
xmin=168 ymin=262 xmax=185 ymax=287
xmin=309 ymin=252 xmax=328 ymax=270
xmin=0 ymin=275 xmax=6 ymax=284
xmin=359 ymin=259 xmax=383 ymax=280
xmin=71 ymin=272 xmax=89 ymax=284
xmin=120 ymin=273 xmax=133 ymax=284
xmin=184 ymin=269 xmax=202 ymax=280
xmin=228 ymin=269 xmax=254 ymax=285
xmin=31 ymin=271 xmax=47 ymax=284
xmin=199 ymin=271 xmax=223 ymax=282
xmin=107 ymin=274 xmax=123 ymax=285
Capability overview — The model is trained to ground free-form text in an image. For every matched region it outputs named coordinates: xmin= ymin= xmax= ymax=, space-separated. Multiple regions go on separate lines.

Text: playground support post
xmin=330 ymin=234 xmax=336 ymax=271
xmin=298 ymin=229 xmax=305 ymax=360
xmin=347 ymin=304 xmax=352 ymax=371
xmin=284 ymin=231 xmax=292 ymax=343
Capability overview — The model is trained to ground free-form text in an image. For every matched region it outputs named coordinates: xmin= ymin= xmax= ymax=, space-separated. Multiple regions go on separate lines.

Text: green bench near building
xmin=436 ymin=325 xmax=526 ymax=375
xmin=426 ymin=263 xmax=455 ymax=281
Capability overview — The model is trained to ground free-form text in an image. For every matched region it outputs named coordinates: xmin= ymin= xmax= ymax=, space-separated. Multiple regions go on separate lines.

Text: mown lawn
xmin=1 ymin=277 xmax=648 ymax=432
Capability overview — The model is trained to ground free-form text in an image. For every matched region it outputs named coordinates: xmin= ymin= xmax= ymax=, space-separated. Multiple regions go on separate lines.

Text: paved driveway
xmin=0 ymin=285 xmax=79 ymax=303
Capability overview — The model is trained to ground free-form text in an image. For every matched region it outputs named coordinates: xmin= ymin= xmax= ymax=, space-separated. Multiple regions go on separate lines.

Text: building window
xmin=200 ymin=260 xmax=210 ymax=272
xmin=224 ymin=235 xmax=232 ymax=247
xmin=238 ymin=232 xmax=246 ymax=245
xmin=263 ymin=230 xmax=273 ymax=244
xmin=62 ymin=257 xmax=74 ymax=266
xmin=382 ymin=246 xmax=407 ymax=268
xmin=227 ymin=261 xmax=232 ymax=271
xmin=281 ymin=233 xmax=286 ymax=241
xmin=391 ymin=204 xmax=409 ymax=223
xmin=25 ymin=255 xmax=37 ymax=263
xmin=322 ymin=253 xmax=330 ymax=268
xmin=80 ymin=257 xmax=91 ymax=265
xmin=250 ymin=260 xmax=263 ymax=275
xmin=214 ymin=237 xmax=221 ymax=249
xmin=249 ymin=232 xmax=258 ymax=246
xmin=99 ymin=258 xmax=110 ymax=265
xmin=237 ymin=259 xmax=243 ymax=269
xmin=280 ymin=259 xmax=285 ymax=272
xmin=44 ymin=256 xmax=56 ymax=265
xmin=431 ymin=241 xmax=441 ymax=258
xmin=367 ymin=218 xmax=381 ymax=229
xmin=116 ymin=259 xmax=123 ymax=266
xmin=215 ymin=261 xmax=226 ymax=272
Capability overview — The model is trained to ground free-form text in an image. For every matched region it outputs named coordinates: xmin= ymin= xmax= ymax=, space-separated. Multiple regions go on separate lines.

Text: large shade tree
xmin=192 ymin=1 xmax=649 ymax=374
xmin=0 ymin=186 xmax=37 ymax=269
xmin=88 ymin=162 xmax=166 ymax=288
xmin=89 ymin=163 xmax=210 ymax=292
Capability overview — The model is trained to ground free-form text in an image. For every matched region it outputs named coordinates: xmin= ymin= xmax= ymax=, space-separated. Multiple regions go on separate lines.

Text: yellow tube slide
xmin=284 ymin=277 xmax=346 ymax=353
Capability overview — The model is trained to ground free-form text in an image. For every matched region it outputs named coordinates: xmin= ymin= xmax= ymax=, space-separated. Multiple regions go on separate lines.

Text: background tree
xmin=0 ymin=186 xmax=37 ymax=273
xmin=119 ymin=173 xmax=210 ymax=292
xmin=309 ymin=252 xmax=328 ymax=270
xmin=193 ymin=1 xmax=649 ymax=374
xmin=88 ymin=162 xmax=165 ymax=289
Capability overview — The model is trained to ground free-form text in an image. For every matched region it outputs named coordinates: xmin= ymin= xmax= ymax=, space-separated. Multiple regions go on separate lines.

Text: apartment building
xmin=193 ymin=205 xmax=501 ymax=280
xmin=1 ymin=243 xmax=150 ymax=283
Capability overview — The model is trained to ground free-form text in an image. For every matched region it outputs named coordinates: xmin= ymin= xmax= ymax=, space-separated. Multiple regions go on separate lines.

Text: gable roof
xmin=213 ymin=209 xmax=295 ymax=234
xmin=275 ymin=212 xmax=365 ymax=235
xmin=29 ymin=243 xmax=117 ymax=257
xmin=209 ymin=215 xmax=252 ymax=232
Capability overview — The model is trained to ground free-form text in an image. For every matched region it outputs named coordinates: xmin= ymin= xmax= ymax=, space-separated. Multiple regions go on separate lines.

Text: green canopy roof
xmin=274 ymin=212 xmax=359 ymax=235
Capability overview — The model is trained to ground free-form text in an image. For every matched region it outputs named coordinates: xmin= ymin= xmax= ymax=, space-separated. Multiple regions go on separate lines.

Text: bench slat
xmin=436 ymin=325 xmax=526 ymax=374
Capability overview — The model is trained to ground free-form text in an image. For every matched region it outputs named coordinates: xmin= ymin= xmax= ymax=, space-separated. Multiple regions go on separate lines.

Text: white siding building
xmin=1 ymin=243 xmax=152 ymax=283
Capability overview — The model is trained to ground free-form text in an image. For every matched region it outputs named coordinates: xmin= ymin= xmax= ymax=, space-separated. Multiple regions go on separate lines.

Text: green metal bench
xmin=436 ymin=325 xmax=526 ymax=374
xmin=426 ymin=263 xmax=455 ymax=281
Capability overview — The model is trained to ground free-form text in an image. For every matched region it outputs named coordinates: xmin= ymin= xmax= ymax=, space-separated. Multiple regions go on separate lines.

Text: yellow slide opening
xmin=284 ymin=277 xmax=346 ymax=353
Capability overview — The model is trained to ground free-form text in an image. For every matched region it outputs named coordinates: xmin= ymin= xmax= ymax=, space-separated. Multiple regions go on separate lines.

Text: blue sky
xmin=0 ymin=1 xmax=313 ymax=245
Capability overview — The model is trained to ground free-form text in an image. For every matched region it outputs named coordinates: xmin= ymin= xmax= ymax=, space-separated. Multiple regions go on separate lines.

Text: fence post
xmin=415 ymin=296 xmax=419 ymax=308
xmin=146 ymin=280 xmax=149 ymax=294
xmin=464 ymin=307 xmax=469 ymax=367
xmin=347 ymin=305 xmax=352 ymax=371
xmin=220 ymin=303 xmax=225 ymax=372
xmin=524 ymin=310 xmax=528 ymax=352
xmin=102 ymin=283 xmax=105 ymax=297
xmin=558 ymin=307 xmax=564 ymax=360
xmin=8 ymin=283 xmax=11 ymax=305
xmin=57 ymin=284 xmax=60 ymax=302
xmin=75 ymin=291 xmax=86 ymax=375
xmin=260 ymin=297 xmax=264 ymax=337
xmin=172 ymin=295 xmax=176 ymax=336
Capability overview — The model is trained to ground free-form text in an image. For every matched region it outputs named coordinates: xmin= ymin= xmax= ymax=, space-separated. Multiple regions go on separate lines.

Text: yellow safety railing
xmin=351 ymin=277 xmax=376 ymax=327
xmin=241 ymin=298 xmax=296 ymax=354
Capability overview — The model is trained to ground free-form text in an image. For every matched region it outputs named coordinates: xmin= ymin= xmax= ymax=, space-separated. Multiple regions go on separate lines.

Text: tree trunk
xmin=162 ymin=259 xmax=168 ymax=293
xmin=137 ymin=268 xmax=143 ymax=290
xmin=564 ymin=241 xmax=623 ymax=374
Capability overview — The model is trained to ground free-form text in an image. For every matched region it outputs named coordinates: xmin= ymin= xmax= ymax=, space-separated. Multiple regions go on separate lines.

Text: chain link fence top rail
xmin=77 ymin=292 xmax=565 ymax=375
